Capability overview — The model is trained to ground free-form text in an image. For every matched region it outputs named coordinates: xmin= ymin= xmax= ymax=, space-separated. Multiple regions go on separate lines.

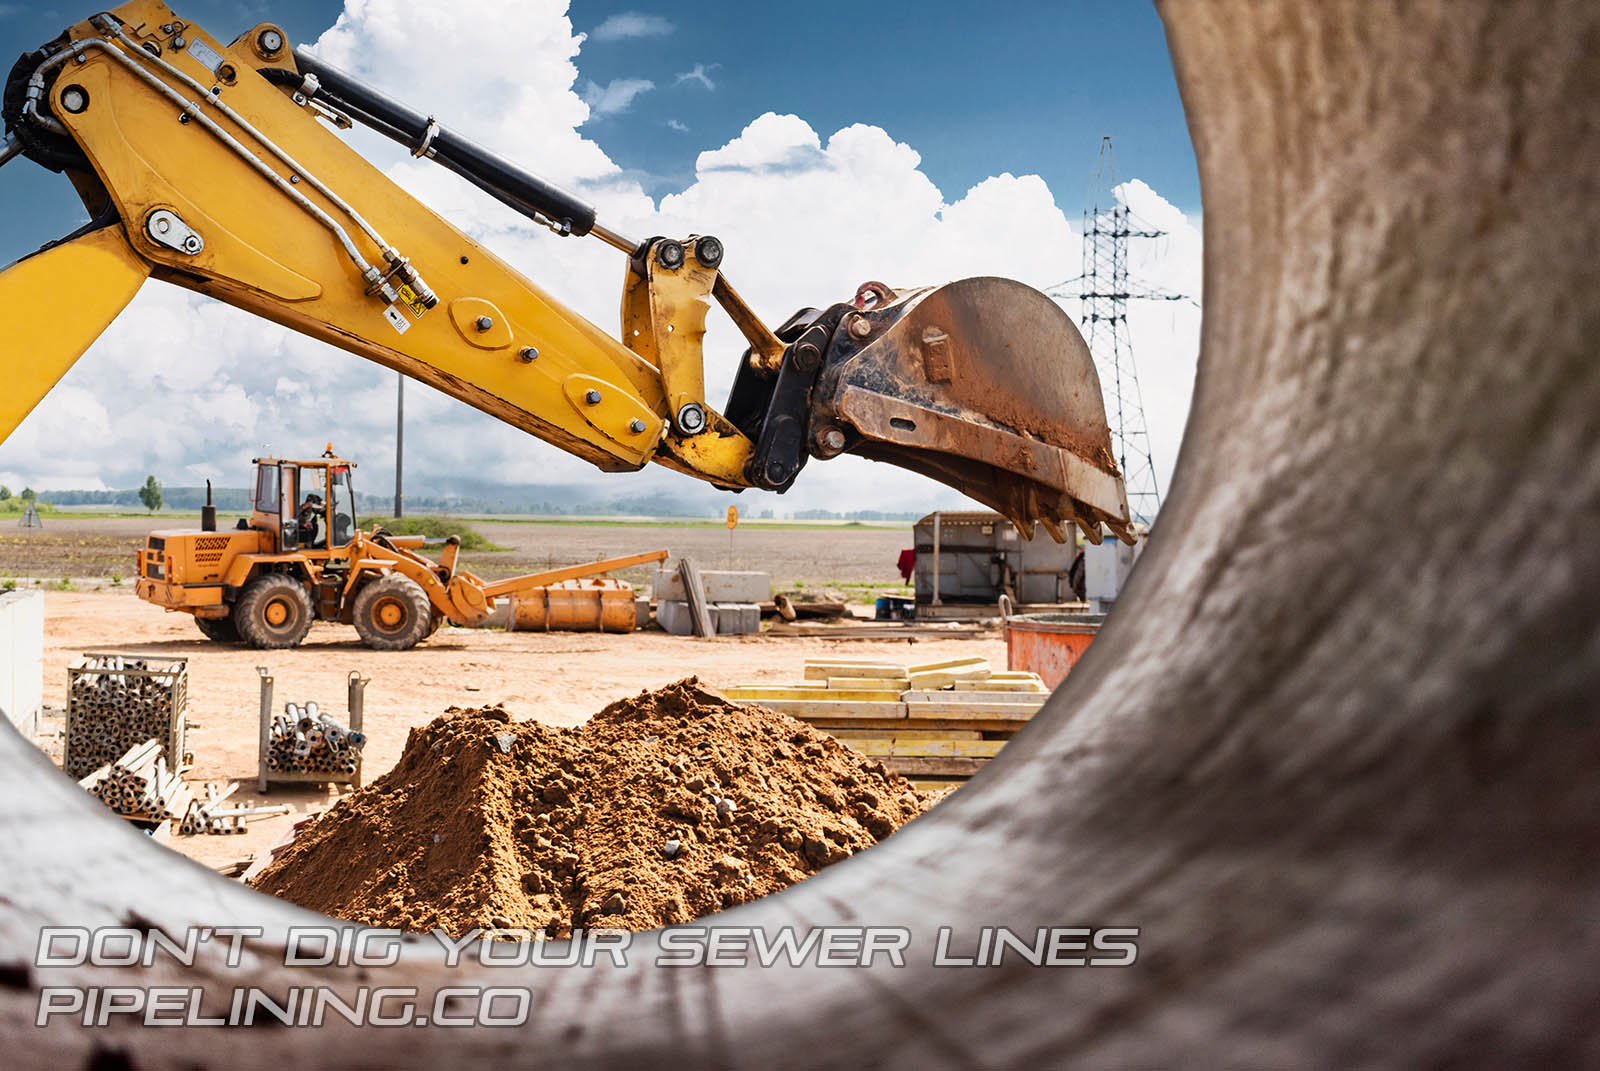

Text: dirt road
xmin=32 ymin=590 xmax=1002 ymax=872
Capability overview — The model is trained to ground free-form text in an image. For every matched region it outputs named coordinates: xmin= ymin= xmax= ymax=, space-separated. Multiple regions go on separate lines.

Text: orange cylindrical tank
xmin=509 ymin=578 xmax=637 ymax=633
xmin=1004 ymin=612 xmax=1106 ymax=689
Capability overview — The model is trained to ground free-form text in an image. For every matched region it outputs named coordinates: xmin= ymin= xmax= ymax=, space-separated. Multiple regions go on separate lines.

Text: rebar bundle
xmin=264 ymin=701 xmax=366 ymax=776
xmin=64 ymin=655 xmax=187 ymax=779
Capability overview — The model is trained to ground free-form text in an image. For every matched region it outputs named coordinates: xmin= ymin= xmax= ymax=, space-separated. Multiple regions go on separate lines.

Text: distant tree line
xmin=28 ymin=485 xmax=737 ymax=518
xmin=791 ymin=508 xmax=924 ymax=521
xmin=0 ymin=486 xmax=44 ymax=516
xmin=40 ymin=486 xmax=252 ymax=510
xmin=26 ymin=482 xmax=921 ymax=522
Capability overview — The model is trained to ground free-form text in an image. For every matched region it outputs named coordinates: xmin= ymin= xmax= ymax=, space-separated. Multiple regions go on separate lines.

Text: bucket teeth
xmin=810 ymin=277 xmax=1136 ymax=542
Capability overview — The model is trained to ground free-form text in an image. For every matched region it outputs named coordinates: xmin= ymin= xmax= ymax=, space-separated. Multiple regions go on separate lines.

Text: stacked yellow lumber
xmin=722 ymin=658 xmax=1048 ymax=790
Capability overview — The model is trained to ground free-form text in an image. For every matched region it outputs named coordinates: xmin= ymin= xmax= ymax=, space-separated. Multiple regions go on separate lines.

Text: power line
xmin=1049 ymin=136 xmax=1188 ymax=528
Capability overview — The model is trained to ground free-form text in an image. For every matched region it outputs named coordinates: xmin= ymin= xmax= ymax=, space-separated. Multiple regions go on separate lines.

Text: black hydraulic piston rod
xmin=272 ymin=51 xmax=636 ymax=253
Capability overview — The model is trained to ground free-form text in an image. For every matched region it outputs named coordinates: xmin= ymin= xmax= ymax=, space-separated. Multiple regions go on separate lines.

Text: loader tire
xmin=235 ymin=575 xmax=314 ymax=649
xmin=353 ymin=575 xmax=433 ymax=651
xmin=193 ymin=614 xmax=239 ymax=644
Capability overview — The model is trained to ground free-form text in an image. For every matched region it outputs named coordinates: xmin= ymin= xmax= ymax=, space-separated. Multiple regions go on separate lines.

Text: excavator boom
xmin=0 ymin=0 xmax=1133 ymax=542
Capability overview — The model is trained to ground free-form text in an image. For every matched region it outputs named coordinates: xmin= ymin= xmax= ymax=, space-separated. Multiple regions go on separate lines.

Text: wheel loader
xmin=133 ymin=449 xmax=669 ymax=650
xmin=0 ymin=1 xmax=1135 ymax=559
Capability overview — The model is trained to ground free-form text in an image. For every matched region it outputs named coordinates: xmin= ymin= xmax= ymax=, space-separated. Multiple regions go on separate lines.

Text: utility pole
xmin=394 ymin=372 xmax=404 ymax=519
xmin=1049 ymin=137 xmax=1189 ymax=528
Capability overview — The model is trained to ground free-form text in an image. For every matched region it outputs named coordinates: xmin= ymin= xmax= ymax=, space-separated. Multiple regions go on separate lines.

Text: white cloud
xmin=589 ymin=12 xmax=673 ymax=42
xmin=674 ymin=63 xmax=718 ymax=91
xmin=667 ymin=118 xmax=689 ymax=132
xmin=0 ymin=0 xmax=1201 ymax=522
xmin=580 ymin=77 xmax=655 ymax=117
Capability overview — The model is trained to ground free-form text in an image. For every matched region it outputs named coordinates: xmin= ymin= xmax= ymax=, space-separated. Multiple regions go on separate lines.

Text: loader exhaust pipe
xmin=200 ymin=479 xmax=216 ymax=532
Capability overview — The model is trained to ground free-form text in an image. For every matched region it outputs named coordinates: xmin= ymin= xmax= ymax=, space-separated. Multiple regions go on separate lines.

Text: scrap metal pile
xmin=264 ymin=701 xmax=367 ymax=777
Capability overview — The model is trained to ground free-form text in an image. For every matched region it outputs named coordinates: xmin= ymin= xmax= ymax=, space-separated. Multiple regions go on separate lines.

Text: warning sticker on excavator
xmin=398 ymin=284 xmax=429 ymax=319
xmin=184 ymin=38 xmax=225 ymax=75
xmin=382 ymin=305 xmax=411 ymax=335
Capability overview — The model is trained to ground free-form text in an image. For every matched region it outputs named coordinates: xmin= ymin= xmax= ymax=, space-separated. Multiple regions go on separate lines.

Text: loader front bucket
xmin=810 ymin=277 xmax=1134 ymax=544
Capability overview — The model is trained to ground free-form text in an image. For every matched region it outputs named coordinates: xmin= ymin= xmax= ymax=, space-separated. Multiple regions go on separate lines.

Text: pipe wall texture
xmin=1 ymin=1 xmax=1596 ymax=1066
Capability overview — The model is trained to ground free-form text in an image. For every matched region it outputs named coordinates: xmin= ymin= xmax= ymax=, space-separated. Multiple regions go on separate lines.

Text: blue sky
xmin=1 ymin=1 xmax=1196 ymax=256
xmin=0 ymin=2 xmax=1202 ymax=513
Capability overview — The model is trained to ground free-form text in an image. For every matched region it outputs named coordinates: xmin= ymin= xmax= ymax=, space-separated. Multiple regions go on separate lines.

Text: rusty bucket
xmin=1004 ymin=612 xmax=1106 ymax=689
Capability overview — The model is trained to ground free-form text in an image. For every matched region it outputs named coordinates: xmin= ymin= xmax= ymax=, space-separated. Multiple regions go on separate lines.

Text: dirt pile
xmin=251 ymin=679 xmax=930 ymax=935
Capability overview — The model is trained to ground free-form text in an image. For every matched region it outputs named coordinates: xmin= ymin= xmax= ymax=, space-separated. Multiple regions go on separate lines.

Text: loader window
xmin=330 ymin=467 xmax=357 ymax=546
xmin=255 ymin=464 xmax=280 ymax=514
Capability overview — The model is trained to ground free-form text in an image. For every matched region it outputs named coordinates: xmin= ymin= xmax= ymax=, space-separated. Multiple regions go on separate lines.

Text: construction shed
xmin=912 ymin=511 xmax=1081 ymax=606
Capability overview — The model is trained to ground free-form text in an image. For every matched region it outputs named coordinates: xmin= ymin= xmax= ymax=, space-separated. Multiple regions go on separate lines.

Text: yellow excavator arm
xmin=0 ymin=0 xmax=1132 ymax=542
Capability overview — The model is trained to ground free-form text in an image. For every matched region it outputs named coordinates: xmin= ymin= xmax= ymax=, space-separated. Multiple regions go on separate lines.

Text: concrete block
xmin=711 ymin=602 xmax=761 ymax=635
xmin=655 ymin=568 xmax=770 ymax=604
xmin=635 ymin=596 xmax=651 ymax=630
xmin=0 ymin=590 xmax=44 ymax=740
xmin=656 ymin=599 xmax=701 ymax=636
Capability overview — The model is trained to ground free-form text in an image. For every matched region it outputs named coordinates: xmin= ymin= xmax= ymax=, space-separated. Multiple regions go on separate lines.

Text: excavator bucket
xmin=810 ymin=278 xmax=1134 ymax=544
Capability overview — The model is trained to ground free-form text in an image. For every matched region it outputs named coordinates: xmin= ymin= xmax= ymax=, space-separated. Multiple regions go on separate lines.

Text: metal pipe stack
xmin=65 ymin=654 xmax=187 ymax=779
xmin=77 ymin=739 xmax=194 ymax=822
xmin=264 ymin=701 xmax=366 ymax=776
xmin=179 ymin=781 xmax=239 ymax=835
xmin=177 ymin=783 xmax=291 ymax=836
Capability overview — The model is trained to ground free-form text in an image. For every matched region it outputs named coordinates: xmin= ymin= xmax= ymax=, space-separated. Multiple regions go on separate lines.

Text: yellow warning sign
xmin=398 ymin=284 xmax=429 ymax=319
xmin=726 ymin=506 xmax=739 ymax=530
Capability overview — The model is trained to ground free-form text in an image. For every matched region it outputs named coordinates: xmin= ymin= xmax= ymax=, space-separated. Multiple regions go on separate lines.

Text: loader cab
xmin=251 ymin=459 xmax=298 ymax=552
xmin=250 ymin=454 xmax=359 ymax=555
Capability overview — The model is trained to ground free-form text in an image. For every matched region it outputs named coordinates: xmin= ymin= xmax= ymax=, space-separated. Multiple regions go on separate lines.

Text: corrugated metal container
xmin=912 ymin=511 xmax=1078 ymax=604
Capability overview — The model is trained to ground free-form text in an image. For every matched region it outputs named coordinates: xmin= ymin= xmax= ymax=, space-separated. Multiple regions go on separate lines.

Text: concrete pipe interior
xmin=3 ymin=1 xmax=1597 ymax=1066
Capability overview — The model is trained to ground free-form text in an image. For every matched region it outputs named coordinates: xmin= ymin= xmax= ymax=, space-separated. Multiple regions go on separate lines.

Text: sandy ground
xmin=32 ymin=589 xmax=1002 ymax=874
